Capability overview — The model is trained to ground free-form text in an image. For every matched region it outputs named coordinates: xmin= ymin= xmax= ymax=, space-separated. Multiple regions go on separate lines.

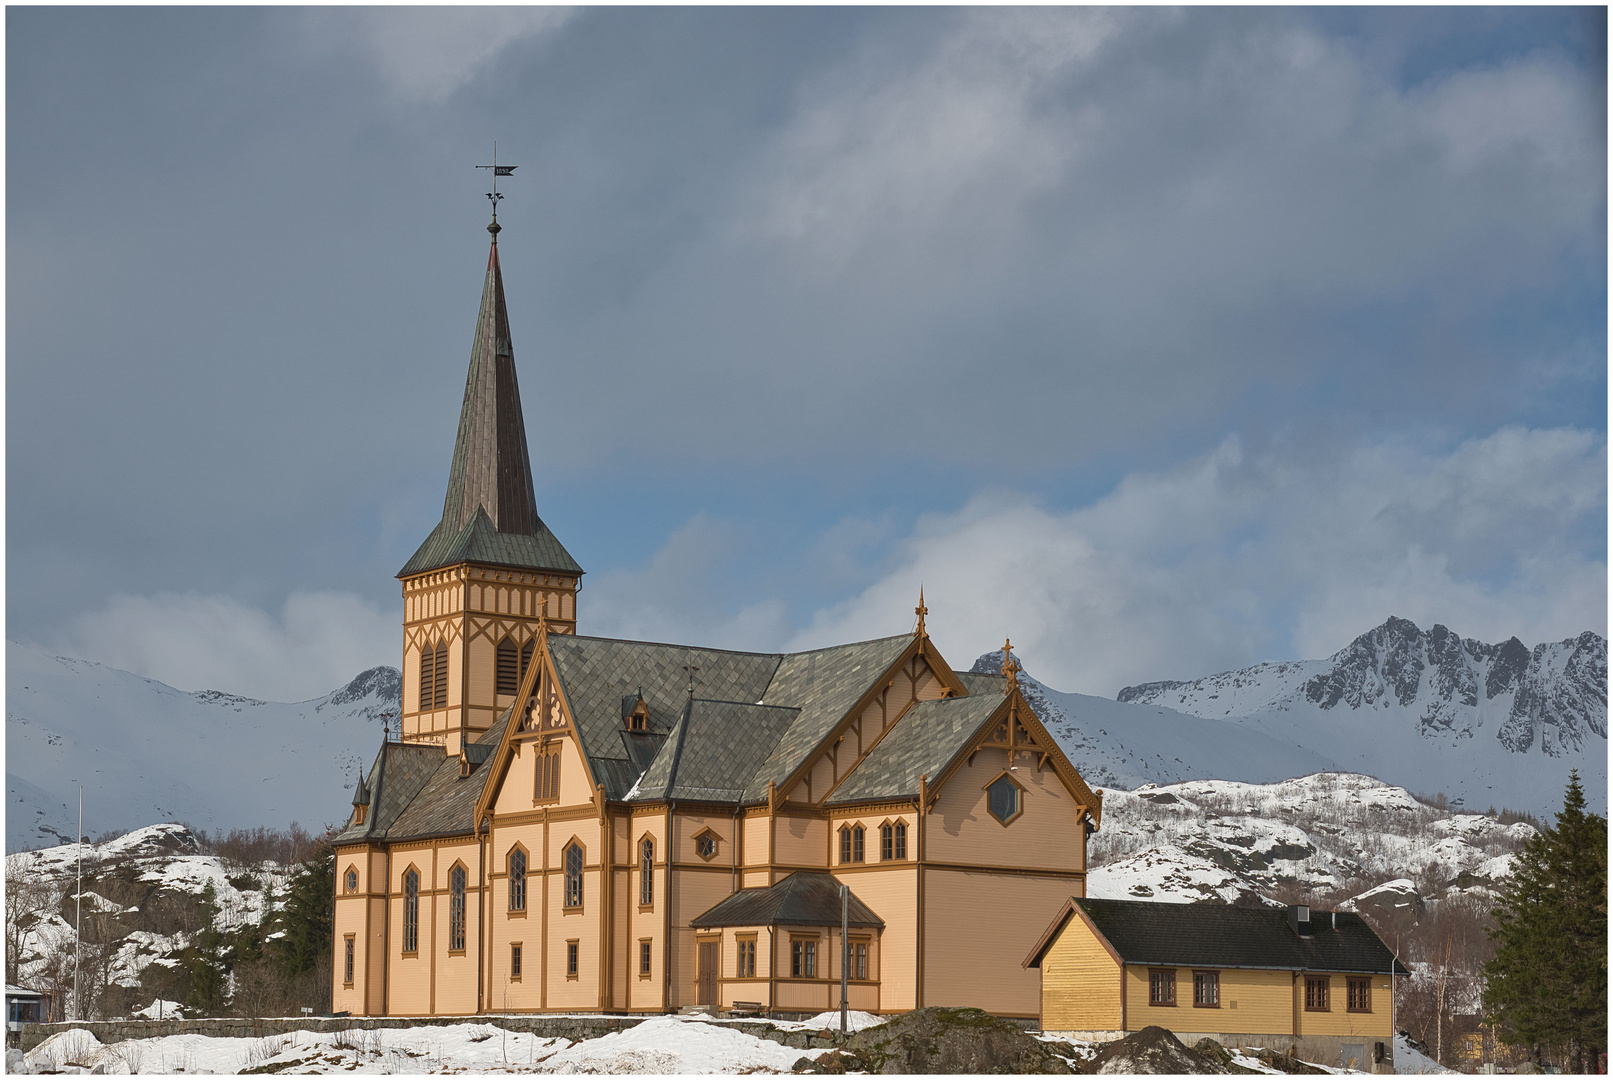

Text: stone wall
xmin=16 ymin=1014 xmax=851 ymax=1054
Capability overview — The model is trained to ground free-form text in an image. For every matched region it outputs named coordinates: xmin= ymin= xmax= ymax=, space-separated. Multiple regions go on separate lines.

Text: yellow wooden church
xmin=330 ymin=214 xmax=1104 ymax=1020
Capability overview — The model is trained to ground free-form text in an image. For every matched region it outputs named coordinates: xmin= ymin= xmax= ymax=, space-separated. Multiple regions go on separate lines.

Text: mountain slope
xmin=5 ymin=642 xmax=398 ymax=851
xmin=969 ymin=652 xmax=1340 ymax=790
xmin=1117 ymin=618 xmax=1606 ymax=816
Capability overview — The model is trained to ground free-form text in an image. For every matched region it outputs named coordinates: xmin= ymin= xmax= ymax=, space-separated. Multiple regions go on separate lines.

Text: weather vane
xmin=475 ymin=141 xmax=518 ymax=223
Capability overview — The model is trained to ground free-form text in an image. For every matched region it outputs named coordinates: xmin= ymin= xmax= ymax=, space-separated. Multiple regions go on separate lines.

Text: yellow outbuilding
xmin=1024 ymin=898 xmax=1408 ymax=1073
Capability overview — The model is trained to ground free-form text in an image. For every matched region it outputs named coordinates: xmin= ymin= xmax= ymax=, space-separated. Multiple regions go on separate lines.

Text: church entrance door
xmin=697 ymin=941 xmax=719 ymax=1007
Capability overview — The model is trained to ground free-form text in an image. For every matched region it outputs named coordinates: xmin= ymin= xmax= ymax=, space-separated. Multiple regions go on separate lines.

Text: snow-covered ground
xmin=19 ymin=1015 xmax=862 ymax=1075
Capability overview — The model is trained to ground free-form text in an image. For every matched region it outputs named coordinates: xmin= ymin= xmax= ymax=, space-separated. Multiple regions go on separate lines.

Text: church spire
xmin=398 ymin=216 xmax=583 ymax=580
xmin=439 ymin=222 xmax=540 ymax=536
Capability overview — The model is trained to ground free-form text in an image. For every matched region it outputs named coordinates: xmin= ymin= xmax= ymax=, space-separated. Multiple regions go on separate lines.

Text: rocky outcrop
xmin=796 ymin=1008 xmax=1075 ymax=1074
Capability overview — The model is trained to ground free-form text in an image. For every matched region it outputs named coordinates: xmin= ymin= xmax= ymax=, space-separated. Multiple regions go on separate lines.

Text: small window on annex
xmin=510 ymin=943 xmax=523 ymax=981
xmin=639 ymin=939 xmax=653 ymax=977
xmin=737 ymin=937 xmax=757 ymax=978
xmin=567 ymin=940 xmax=580 ymax=978
xmin=986 ymin=775 xmax=1022 ymax=825
xmin=343 ymin=935 xmax=355 ymax=986
xmin=345 ymin=867 xmax=359 ymax=893
xmin=791 ymin=937 xmax=817 ymax=978
xmin=852 ymin=941 xmax=868 ymax=981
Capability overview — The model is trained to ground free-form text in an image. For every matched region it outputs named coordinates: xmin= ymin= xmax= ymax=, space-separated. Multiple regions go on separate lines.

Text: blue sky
xmin=7 ymin=7 xmax=1606 ymax=700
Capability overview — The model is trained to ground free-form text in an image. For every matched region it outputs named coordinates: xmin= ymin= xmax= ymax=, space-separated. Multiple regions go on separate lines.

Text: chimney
xmin=1288 ymin=904 xmax=1312 ymax=937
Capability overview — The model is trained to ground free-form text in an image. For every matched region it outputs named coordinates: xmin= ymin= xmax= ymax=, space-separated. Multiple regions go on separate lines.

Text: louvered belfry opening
xmin=497 ymin=637 xmax=520 ymax=694
xmin=433 ymin=644 xmax=448 ymax=709
xmin=419 ymin=643 xmax=437 ymax=711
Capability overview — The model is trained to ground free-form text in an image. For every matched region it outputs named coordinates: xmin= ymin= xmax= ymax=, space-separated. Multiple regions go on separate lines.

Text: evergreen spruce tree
xmin=1483 ymin=771 xmax=1607 ymax=1071
xmin=268 ymin=839 xmax=333 ymax=978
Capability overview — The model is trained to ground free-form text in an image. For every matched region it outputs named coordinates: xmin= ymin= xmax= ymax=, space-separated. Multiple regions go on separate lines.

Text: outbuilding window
xmin=1193 ymin=970 xmax=1220 ymax=1007
xmin=1149 ymin=968 xmax=1176 ymax=1005
xmin=1347 ymin=978 xmax=1371 ymax=1013
xmin=1305 ymin=976 xmax=1330 ymax=1011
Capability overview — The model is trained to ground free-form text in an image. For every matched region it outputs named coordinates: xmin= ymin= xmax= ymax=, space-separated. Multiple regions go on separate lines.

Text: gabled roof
xmin=691 ymin=872 xmax=885 ymax=930
xmin=399 ymin=231 xmax=582 ymax=579
xmin=332 ymin=741 xmax=442 ymax=846
xmin=630 ymin=698 xmax=800 ymax=803
xmin=825 ymin=673 xmax=1006 ymax=805
xmin=743 ymin=635 xmax=917 ymax=801
xmin=1024 ymin=897 xmax=1410 ymax=976
xmin=546 ymin=636 xmax=783 ymax=801
xmin=333 ymin=717 xmax=508 ymax=846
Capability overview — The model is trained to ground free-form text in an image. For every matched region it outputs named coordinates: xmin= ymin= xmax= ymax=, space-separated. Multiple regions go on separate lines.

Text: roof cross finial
xmin=475 ymin=141 xmax=518 ymax=235
xmin=914 ymin=586 xmax=928 ymax=638
xmin=1000 ymin=638 xmax=1020 ymax=694
xmin=683 ymin=654 xmax=701 ymax=700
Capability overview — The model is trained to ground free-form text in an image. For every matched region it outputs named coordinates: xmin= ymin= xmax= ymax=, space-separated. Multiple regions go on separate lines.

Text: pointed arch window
xmin=402 ymin=869 xmax=420 ymax=954
xmin=564 ymin=843 xmax=584 ymax=909
xmin=894 ymin=821 xmax=908 ymax=860
xmin=448 ymin=864 xmax=467 ymax=952
xmin=639 ymin=838 xmax=654 ymax=908
xmin=509 ymin=848 xmax=527 ymax=912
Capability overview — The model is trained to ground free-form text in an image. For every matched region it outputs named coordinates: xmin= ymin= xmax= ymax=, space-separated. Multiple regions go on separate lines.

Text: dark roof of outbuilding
xmin=691 ymin=872 xmax=885 ymax=930
xmin=825 ymin=672 xmax=1005 ymax=805
xmin=1025 ymin=897 xmax=1409 ymax=975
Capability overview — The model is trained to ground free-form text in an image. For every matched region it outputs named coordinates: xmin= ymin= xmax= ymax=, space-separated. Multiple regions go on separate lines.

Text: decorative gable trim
xmin=930 ymin=687 xmax=1104 ymax=827
xmin=782 ymin=632 xmax=969 ymax=805
xmin=474 ymin=619 xmax=598 ymax=830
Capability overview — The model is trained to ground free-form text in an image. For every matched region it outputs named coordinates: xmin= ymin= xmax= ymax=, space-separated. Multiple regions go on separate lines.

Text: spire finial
xmin=1000 ymin=638 xmax=1020 ymax=694
xmin=476 ymin=141 xmax=518 ymax=235
xmin=914 ymin=586 xmax=928 ymax=638
xmin=684 ymin=653 xmax=701 ymax=700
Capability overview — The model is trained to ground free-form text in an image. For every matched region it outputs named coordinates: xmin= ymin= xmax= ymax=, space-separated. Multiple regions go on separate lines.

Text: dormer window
xmin=353 ymin=805 xmax=367 ymax=825
xmin=623 ymin=692 xmax=650 ymax=732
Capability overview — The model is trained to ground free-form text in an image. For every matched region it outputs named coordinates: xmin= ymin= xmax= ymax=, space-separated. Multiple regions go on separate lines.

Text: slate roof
xmin=743 ymin=636 xmax=915 ymax=801
xmin=332 ymin=741 xmax=441 ymax=846
xmin=546 ymin=636 xmax=783 ymax=800
xmin=399 ymin=232 xmax=582 ymax=579
xmin=631 ymin=699 xmax=800 ymax=803
xmin=826 ymin=672 xmax=1006 ymax=805
xmin=1025 ymin=898 xmax=1410 ymax=975
xmin=690 ymin=872 xmax=885 ymax=929
xmin=333 ymin=717 xmax=508 ymax=846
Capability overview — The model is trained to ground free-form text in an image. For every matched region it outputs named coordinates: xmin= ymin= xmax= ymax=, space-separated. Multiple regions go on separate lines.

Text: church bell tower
xmin=396 ymin=214 xmax=582 ymax=754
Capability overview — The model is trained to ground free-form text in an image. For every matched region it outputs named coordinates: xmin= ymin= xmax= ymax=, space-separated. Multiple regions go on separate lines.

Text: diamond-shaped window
xmin=987 ymin=774 xmax=1023 ymax=825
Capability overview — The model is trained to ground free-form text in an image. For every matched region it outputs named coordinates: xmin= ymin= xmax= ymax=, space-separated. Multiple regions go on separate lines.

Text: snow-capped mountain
xmin=970 ymin=651 xmax=1341 ymax=791
xmin=1084 ymin=772 xmax=1533 ymax=910
xmin=1114 ymin=618 xmax=1606 ymax=817
xmin=5 ymin=642 xmax=399 ymax=851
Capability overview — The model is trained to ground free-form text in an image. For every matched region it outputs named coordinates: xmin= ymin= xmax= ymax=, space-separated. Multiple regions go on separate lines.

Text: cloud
xmin=788 ymin=426 xmax=1606 ymax=696
xmin=304 ymin=8 xmax=574 ymax=103
xmin=581 ymin=516 xmax=793 ymax=651
xmin=47 ymin=591 xmax=398 ymax=701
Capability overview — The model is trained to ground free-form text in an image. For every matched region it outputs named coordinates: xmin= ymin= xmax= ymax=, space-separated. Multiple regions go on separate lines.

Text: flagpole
xmin=75 ymin=786 xmax=83 ymax=1022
